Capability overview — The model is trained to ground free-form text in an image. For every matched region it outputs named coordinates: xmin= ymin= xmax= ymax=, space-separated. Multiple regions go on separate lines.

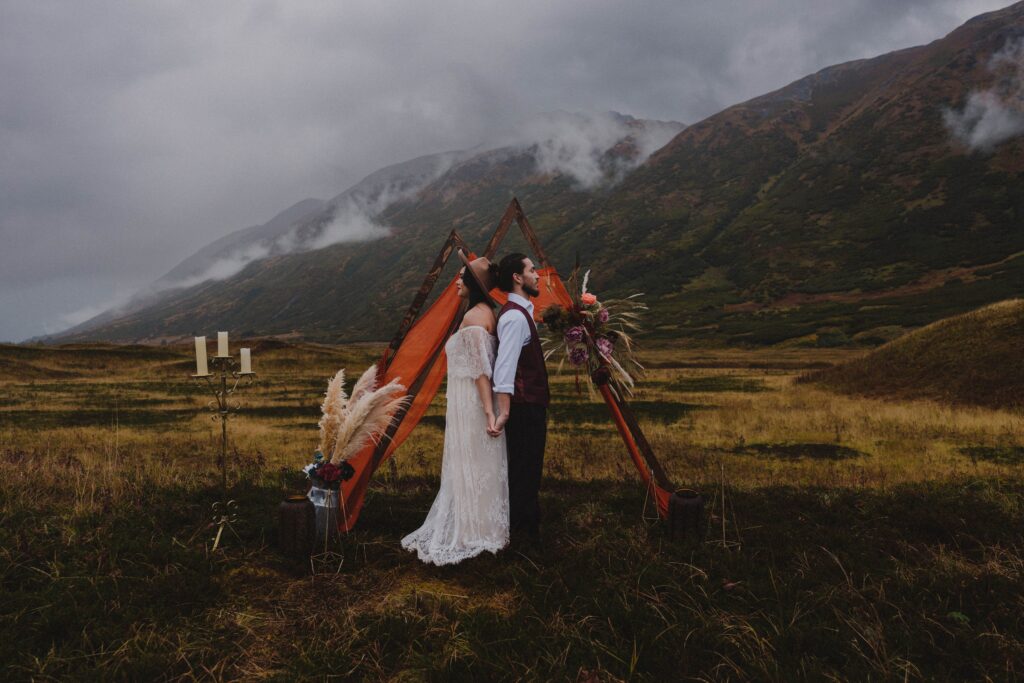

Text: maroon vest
xmin=498 ymin=300 xmax=550 ymax=407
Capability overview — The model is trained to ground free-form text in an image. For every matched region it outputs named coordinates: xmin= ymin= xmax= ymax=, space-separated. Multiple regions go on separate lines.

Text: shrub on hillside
xmin=851 ymin=325 xmax=907 ymax=346
xmin=815 ymin=327 xmax=850 ymax=347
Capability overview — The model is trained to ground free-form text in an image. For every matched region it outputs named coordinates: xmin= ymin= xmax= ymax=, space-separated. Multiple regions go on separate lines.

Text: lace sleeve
xmin=449 ymin=327 xmax=495 ymax=380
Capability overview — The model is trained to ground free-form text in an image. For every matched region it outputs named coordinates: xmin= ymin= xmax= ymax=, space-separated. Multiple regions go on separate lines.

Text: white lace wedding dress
xmin=401 ymin=325 xmax=510 ymax=565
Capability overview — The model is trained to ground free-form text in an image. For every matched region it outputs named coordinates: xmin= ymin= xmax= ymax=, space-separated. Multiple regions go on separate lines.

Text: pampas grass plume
xmin=347 ymin=364 xmax=379 ymax=408
xmin=337 ymin=381 xmax=410 ymax=462
xmin=317 ymin=363 xmax=409 ymax=465
xmin=318 ymin=369 xmax=347 ymax=455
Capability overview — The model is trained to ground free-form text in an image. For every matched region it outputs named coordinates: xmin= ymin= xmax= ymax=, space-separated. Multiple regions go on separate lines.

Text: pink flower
xmin=581 ymin=292 xmax=597 ymax=306
xmin=564 ymin=326 xmax=585 ymax=343
xmin=596 ymin=337 xmax=614 ymax=358
xmin=598 ymin=308 xmax=610 ymax=323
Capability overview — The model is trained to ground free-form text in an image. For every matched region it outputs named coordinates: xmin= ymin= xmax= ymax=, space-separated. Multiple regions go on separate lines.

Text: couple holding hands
xmin=401 ymin=250 xmax=549 ymax=566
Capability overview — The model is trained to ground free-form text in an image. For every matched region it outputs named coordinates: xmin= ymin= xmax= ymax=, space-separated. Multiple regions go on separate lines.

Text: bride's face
xmin=456 ymin=268 xmax=468 ymax=299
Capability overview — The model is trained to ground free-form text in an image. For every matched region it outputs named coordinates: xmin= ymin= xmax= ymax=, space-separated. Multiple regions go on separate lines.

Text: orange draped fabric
xmin=335 ymin=277 xmax=459 ymax=531
xmin=337 ymin=265 xmax=671 ymax=531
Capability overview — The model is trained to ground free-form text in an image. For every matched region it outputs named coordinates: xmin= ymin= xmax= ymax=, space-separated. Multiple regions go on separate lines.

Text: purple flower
xmin=598 ymin=308 xmax=610 ymax=323
xmin=564 ymin=326 xmax=585 ymax=344
xmin=568 ymin=345 xmax=589 ymax=366
xmin=596 ymin=336 xmax=614 ymax=358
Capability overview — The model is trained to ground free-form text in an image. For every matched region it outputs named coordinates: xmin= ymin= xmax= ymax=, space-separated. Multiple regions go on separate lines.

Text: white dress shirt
xmin=493 ymin=292 xmax=534 ymax=395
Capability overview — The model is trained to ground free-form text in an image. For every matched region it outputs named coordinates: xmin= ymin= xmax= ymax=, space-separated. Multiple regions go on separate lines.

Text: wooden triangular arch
xmin=336 ymin=198 xmax=674 ymax=531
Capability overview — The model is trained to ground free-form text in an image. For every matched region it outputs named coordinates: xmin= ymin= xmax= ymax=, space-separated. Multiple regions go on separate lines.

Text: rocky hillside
xmin=584 ymin=1 xmax=1024 ymax=343
xmin=53 ymin=3 xmax=1024 ymax=345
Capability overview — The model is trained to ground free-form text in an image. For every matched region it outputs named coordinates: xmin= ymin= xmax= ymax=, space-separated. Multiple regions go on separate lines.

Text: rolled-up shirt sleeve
xmin=493 ymin=310 xmax=530 ymax=394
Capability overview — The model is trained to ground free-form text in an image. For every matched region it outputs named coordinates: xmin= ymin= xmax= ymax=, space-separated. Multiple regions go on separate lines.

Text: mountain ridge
xmin=48 ymin=2 xmax=1024 ymax=346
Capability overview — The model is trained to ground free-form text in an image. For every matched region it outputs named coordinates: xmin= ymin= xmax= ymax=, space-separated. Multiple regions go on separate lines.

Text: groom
xmin=489 ymin=253 xmax=549 ymax=540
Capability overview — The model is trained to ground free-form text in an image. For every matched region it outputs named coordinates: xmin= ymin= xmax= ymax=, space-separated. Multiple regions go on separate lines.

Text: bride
xmin=401 ymin=250 xmax=509 ymax=565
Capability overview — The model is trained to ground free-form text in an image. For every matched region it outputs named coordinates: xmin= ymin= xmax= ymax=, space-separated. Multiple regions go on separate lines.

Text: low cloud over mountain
xmin=142 ymin=113 xmax=683 ymax=291
xmin=944 ymin=37 xmax=1024 ymax=150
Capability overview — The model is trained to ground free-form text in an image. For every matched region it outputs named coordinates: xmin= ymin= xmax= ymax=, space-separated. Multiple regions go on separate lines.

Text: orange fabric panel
xmin=381 ymin=356 xmax=447 ymax=462
xmin=337 ymin=279 xmax=460 ymax=530
xmin=653 ymin=486 xmax=671 ymax=519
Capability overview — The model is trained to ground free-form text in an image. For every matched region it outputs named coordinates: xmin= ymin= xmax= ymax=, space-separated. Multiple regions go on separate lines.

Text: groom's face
xmin=518 ymin=258 xmax=540 ymax=297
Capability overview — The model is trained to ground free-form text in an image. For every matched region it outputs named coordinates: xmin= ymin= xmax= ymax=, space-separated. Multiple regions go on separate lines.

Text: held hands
xmin=487 ymin=411 xmax=508 ymax=437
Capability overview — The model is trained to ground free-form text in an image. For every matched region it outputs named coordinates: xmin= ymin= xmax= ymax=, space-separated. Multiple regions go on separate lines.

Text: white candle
xmin=240 ymin=348 xmax=252 ymax=374
xmin=217 ymin=331 xmax=228 ymax=357
xmin=194 ymin=336 xmax=209 ymax=376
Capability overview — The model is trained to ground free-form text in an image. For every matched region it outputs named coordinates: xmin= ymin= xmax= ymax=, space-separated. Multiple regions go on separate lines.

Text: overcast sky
xmin=0 ymin=0 xmax=1012 ymax=342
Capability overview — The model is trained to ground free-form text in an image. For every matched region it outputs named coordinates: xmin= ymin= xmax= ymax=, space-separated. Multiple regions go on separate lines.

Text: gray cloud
xmin=944 ymin=38 xmax=1024 ymax=150
xmin=0 ymin=0 xmax=1013 ymax=341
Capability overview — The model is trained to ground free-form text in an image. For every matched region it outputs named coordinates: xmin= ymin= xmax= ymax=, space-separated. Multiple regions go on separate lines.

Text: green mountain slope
xmin=56 ymin=3 xmax=1024 ymax=345
xmin=802 ymin=298 xmax=1024 ymax=409
xmin=585 ymin=2 xmax=1024 ymax=343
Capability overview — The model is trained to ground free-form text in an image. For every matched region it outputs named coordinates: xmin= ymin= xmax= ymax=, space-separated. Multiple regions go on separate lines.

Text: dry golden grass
xmin=2 ymin=340 xmax=1023 ymax=680
xmin=2 ymin=340 xmax=1022 ymax=499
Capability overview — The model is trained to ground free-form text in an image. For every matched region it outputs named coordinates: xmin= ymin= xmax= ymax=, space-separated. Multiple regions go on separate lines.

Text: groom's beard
xmin=524 ymin=283 xmax=540 ymax=297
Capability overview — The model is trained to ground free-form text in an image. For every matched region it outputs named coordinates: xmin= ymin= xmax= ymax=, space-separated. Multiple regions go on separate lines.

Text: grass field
xmin=1 ymin=341 xmax=1023 ymax=680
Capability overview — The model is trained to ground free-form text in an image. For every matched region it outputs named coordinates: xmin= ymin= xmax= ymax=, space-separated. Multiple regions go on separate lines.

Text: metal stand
xmin=193 ymin=355 xmax=256 ymax=549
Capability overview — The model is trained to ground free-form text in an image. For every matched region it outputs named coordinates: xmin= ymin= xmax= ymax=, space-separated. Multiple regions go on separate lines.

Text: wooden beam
xmin=381 ymin=230 xmax=465 ymax=374
xmin=483 ymin=197 xmax=553 ymax=270
xmin=511 ymin=197 xmax=552 ymax=268
xmin=612 ymin=392 xmax=673 ymax=490
xmin=482 ymin=201 xmax=519 ymax=261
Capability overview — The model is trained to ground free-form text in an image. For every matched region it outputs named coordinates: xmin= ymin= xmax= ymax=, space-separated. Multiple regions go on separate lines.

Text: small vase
xmin=307 ymin=486 xmax=340 ymax=548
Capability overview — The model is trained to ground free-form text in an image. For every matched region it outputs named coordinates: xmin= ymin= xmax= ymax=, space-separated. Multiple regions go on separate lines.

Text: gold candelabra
xmin=192 ymin=351 xmax=256 ymax=501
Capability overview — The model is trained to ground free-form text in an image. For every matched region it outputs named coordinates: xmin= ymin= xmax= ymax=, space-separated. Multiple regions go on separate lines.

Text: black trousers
xmin=506 ymin=403 xmax=547 ymax=535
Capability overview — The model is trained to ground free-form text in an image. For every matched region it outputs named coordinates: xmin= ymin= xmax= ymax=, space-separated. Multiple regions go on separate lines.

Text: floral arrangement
xmin=304 ymin=364 xmax=410 ymax=490
xmin=303 ymin=450 xmax=355 ymax=491
xmin=541 ymin=265 xmax=646 ymax=395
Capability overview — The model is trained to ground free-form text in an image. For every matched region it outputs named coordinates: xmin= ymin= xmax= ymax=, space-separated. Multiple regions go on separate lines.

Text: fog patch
xmin=170 ymin=243 xmax=275 ymax=289
xmin=507 ymin=111 xmax=684 ymax=189
xmin=161 ymin=156 xmax=460 ymax=290
xmin=944 ymin=38 xmax=1024 ymax=151
xmin=305 ymin=176 xmax=438 ymax=251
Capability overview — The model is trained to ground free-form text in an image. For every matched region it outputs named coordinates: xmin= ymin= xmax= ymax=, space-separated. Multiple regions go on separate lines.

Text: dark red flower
xmin=318 ymin=462 xmax=342 ymax=483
